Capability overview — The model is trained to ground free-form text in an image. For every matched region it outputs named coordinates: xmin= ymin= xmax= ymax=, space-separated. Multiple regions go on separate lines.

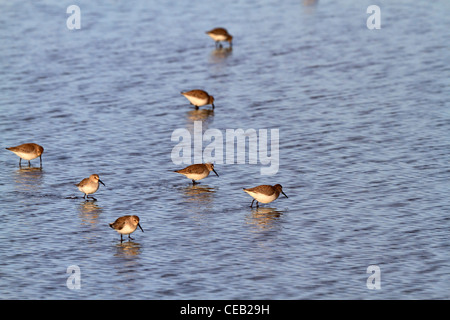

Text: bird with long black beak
xmin=174 ymin=163 xmax=219 ymax=185
xmin=109 ymin=215 xmax=144 ymax=242
xmin=180 ymin=89 xmax=215 ymax=110
xmin=75 ymin=174 xmax=105 ymax=201
xmin=243 ymin=184 xmax=288 ymax=208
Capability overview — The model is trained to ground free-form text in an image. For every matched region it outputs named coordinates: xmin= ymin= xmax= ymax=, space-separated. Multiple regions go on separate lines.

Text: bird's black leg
xmin=28 ymin=160 xmax=31 ymax=167
xmin=128 ymin=234 xmax=134 ymax=241
xmin=120 ymin=234 xmax=123 ymax=242
xmin=250 ymin=199 xmax=255 ymax=207
xmin=192 ymin=180 xmax=198 ymax=185
xmin=40 ymin=155 xmax=42 ymax=167
xmin=256 ymin=201 xmax=259 ymax=208
xmin=19 ymin=158 xmax=22 ymax=167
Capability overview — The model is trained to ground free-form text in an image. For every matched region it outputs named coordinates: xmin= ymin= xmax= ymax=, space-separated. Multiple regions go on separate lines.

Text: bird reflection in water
xmin=13 ymin=167 xmax=44 ymax=191
xmin=181 ymin=185 xmax=217 ymax=224
xmin=303 ymin=0 xmax=318 ymax=6
xmin=78 ymin=201 xmax=102 ymax=226
xmin=246 ymin=207 xmax=284 ymax=232
xmin=302 ymin=0 xmax=318 ymax=14
xmin=185 ymin=106 xmax=215 ymax=133
xmin=182 ymin=184 xmax=216 ymax=204
xmin=114 ymin=240 xmax=142 ymax=258
xmin=209 ymin=47 xmax=232 ymax=63
xmin=186 ymin=108 xmax=215 ymax=123
xmin=208 ymin=47 xmax=232 ymax=76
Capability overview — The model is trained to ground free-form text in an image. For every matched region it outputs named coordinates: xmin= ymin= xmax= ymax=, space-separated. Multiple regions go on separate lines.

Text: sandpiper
xmin=6 ymin=143 xmax=44 ymax=167
xmin=206 ymin=27 xmax=233 ymax=48
xmin=175 ymin=163 xmax=219 ymax=184
xmin=243 ymin=184 xmax=288 ymax=207
xmin=181 ymin=90 xmax=215 ymax=110
xmin=75 ymin=174 xmax=105 ymax=201
xmin=109 ymin=215 xmax=144 ymax=242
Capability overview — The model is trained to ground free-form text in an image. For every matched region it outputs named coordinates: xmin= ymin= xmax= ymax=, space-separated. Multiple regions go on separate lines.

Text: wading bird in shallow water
xmin=109 ymin=215 xmax=144 ymax=242
xmin=243 ymin=184 xmax=288 ymax=208
xmin=5 ymin=143 xmax=44 ymax=167
xmin=205 ymin=27 xmax=233 ymax=48
xmin=174 ymin=163 xmax=219 ymax=185
xmin=181 ymin=89 xmax=215 ymax=110
xmin=75 ymin=174 xmax=105 ymax=201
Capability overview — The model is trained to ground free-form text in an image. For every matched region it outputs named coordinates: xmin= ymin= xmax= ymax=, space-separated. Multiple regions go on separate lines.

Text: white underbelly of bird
xmin=117 ymin=224 xmax=137 ymax=235
xmin=182 ymin=172 xmax=209 ymax=181
xmin=185 ymin=96 xmax=209 ymax=107
xmin=209 ymin=34 xmax=228 ymax=42
xmin=244 ymin=191 xmax=278 ymax=204
xmin=12 ymin=151 xmax=39 ymax=160
xmin=78 ymin=184 xmax=99 ymax=195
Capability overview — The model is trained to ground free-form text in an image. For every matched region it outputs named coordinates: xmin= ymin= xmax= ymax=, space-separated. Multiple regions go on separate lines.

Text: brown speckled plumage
xmin=6 ymin=143 xmax=44 ymax=166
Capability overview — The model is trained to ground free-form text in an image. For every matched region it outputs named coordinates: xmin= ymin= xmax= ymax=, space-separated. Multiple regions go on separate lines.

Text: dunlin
xmin=206 ymin=28 xmax=233 ymax=48
xmin=175 ymin=163 xmax=219 ymax=184
xmin=243 ymin=184 xmax=288 ymax=207
xmin=181 ymin=90 xmax=215 ymax=110
xmin=109 ymin=215 xmax=144 ymax=242
xmin=75 ymin=174 xmax=105 ymax=201
xmin=6 ymin=143 xmax=44 ymax=167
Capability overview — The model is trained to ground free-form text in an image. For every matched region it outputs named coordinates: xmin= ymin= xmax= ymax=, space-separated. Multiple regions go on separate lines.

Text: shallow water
xmin=0 ymin=0 xmax=449 ymax=299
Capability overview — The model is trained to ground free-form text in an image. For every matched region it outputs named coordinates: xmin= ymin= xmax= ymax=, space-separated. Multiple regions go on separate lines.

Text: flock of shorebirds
xmin=5 ymin=28 xmax=288 ymax=242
